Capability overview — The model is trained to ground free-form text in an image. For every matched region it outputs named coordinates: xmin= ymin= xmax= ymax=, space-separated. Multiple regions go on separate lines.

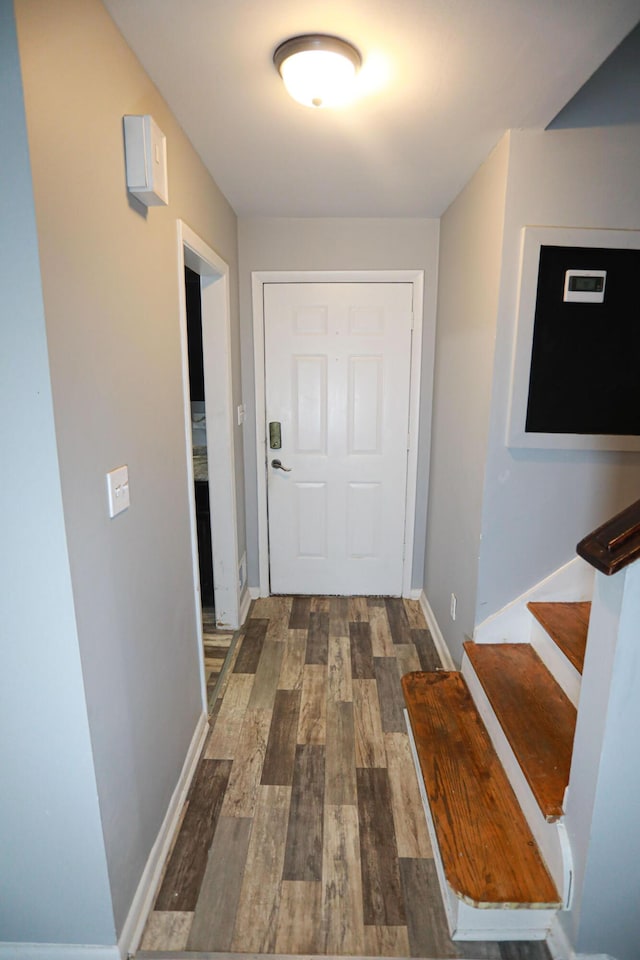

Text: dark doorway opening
xmin=185 ymin=265 xmax=214 ymax=609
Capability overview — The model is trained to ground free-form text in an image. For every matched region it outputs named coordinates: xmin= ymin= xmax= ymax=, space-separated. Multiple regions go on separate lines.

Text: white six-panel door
xmin=264 ymin=282 xmax=413 ymax=595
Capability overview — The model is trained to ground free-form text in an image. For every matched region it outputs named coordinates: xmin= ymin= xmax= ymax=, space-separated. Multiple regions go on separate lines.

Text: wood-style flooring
xmin=201 ymin=607 xmax=236 ymax=712
xmin=139 ymin=596 xmax=552 ymax=960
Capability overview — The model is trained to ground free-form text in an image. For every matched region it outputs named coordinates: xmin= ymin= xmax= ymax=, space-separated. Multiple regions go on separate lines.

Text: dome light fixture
xmin=273 ymin=34 xmax=362 ymax=109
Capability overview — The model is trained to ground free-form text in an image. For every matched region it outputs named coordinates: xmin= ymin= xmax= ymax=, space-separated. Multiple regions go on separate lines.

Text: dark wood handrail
xmin=577 ymin=497 xmax=640 ymax=575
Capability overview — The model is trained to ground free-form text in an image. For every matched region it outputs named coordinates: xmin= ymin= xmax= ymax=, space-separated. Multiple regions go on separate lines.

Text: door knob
xmin=271 ymin=459 xmax=292 ymax=472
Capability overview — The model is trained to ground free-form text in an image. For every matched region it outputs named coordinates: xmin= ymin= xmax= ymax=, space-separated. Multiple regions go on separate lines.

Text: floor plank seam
xmin=138 ymin=596 xmax=552 ymax=960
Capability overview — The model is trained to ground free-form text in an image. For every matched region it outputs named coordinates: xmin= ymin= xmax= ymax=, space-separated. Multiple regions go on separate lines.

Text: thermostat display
xmin=563 ymin=269 xmax=606 ymax=303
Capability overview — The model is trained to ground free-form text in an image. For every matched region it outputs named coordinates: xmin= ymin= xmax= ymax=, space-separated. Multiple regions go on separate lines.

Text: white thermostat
xmin=563 ymin=269 xmax=606 ymax=303
xmin=123 ymin=115 xmax=168 ymax=206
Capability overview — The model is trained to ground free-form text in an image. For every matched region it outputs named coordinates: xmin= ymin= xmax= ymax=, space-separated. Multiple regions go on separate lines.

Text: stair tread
xmin=402 ymin=670 xmax=561 ymax=909
xmin=527 ymin=601 xmax=590 ymax=674
xmin=464 ymin=641 xmax=576 ymax=821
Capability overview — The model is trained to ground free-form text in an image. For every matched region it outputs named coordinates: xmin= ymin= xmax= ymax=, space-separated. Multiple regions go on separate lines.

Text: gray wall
xmin=476 ymin=125 xmax=640 ymax=624
xmin=0 ymin=0 xmax=114 ymax=943
xmin=423 ymin=137 xmax=510 ymax=663
xmin=15 ymin=0 xmax=244 ymax=936
xmin=549 ymin=21 xmax=640 ymax=129
xmin=238 ymin=217 xmax=440 ymax=591
xmin=562 ymin=562 xmax=640 ymax=960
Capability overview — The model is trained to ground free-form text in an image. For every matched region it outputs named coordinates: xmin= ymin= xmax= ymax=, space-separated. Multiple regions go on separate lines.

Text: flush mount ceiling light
xmin=273 ymin=34 xmax=362 ymax=109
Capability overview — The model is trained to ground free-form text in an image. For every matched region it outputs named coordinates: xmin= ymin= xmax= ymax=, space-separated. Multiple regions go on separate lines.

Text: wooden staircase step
xmin=527 ymin=601 xmax=590 ymax=674
xmin=402 ymin=671 xmax=561 ymax=910
xmin=463 ymin=642 xmax=576 ymax=821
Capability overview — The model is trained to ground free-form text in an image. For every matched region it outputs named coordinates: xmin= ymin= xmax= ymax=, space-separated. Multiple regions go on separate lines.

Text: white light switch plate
xmin=107 ymin=465 xmax=130 ymax=518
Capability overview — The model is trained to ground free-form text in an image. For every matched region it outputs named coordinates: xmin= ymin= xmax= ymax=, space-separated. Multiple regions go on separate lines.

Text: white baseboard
xmin=547 ymin=916 xmax=575 ymax=960
xmin=248 ymin=586 xmax=262 ymax=600
xmin=239 ymin=585 xmax=251 ymax=625
xmin=418 ymin=592 xmax=456 ymax=670
xmin=408 ymin=587 xmax=422 ymax=600
xmin=547 ymin=913 xmax=616 ymax=960
xmin=474 ymin=557 xmax=594 ymax=646
xmin=0 ymin=947 xmax=119 ymax=960
xmin=118 ymin=711 xmax=209 ymax=958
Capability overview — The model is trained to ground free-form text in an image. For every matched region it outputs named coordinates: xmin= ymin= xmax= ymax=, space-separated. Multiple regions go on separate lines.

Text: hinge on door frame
xmin=410 ymin=311 xmax=415 ymax=330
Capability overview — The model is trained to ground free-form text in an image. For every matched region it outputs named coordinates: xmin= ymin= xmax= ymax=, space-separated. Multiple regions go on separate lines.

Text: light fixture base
xmin=273 ymin=33 xmax=362 ymax=109
xmin=273 ymin=34 xmax=362 ymax=74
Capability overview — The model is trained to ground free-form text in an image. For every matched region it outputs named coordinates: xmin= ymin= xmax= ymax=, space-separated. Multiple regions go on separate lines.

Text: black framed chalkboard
xmin=525 ymin=245 xmax=640 ymax=436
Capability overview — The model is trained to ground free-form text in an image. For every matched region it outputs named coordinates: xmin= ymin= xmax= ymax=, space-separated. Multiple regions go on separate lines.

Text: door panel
xmin=264 ymin=282 xmax=413 ymax=595
xmin=347 ymin=482 xmax=379 ymax=557
xmin=349 ymin=356 xmax=383 ymax=453
xmin=294 ymin=355 xmax=327 ymax=453
xmin=296 ymin=482 xmax=328 ymax=558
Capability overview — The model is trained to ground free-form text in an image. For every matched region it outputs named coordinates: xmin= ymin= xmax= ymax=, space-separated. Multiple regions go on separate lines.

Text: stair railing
xmin=576 ymin=496 xmax=640 ymax=575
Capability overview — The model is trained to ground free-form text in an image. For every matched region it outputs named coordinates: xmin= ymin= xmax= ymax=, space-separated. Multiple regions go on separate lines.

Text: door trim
xmin=252 ymin=270 xmax=424 ymax=597
xmin=178 ymin=221 xmax=242 ymax=658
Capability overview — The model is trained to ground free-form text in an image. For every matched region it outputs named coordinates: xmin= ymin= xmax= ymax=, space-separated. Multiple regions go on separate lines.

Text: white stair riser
xmin=530 ymin=621 xmax=581 ymax=707
xmin=404 ymin=709 xmax=558 ymax=941
xmin=461 ymin=655 xmax=573 ymax=907
xmin=450 ymin=899 xmax=555 ymax=941
xmin=473 ymin=558 xmax=594 ymax=646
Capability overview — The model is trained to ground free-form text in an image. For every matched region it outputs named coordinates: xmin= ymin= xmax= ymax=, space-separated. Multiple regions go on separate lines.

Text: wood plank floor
xmin=139 ymin=596 xmax=552 ymax=960
xmin=201 ymin=607 xmax=236 ymax=712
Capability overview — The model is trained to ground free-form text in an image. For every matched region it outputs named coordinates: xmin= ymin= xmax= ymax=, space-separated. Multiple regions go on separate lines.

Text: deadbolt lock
xmin=269 ymin=421 xmax=282 ymax=449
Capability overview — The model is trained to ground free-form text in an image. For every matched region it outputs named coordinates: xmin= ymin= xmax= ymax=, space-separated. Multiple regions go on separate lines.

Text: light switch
xmin=106 ymin=465 xmax=130 ymax=518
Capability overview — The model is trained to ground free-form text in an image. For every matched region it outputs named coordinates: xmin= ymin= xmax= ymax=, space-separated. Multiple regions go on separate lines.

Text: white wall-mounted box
xmin=123 ymin=114 xmax=168 ymax=206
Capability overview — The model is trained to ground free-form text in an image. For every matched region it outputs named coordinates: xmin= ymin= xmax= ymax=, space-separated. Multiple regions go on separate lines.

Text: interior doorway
xmin=177 ymin=222 xmax=244 ymax=707
xmin=184 ymin=265 xmax=215 ymax=610
xmin=184 ymin=266 xmax=234 ymax=706
xmin=252 ymin=269 xmax=425 ymax=599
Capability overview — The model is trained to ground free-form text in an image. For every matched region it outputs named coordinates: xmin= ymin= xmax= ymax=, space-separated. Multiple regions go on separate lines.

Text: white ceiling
xmin=103 ymin=0 xmax=640 ymax=218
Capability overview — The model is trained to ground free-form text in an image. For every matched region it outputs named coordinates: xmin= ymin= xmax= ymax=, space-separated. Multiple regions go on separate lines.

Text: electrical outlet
xmin=450 ymin=592 xmax=457 ymax=621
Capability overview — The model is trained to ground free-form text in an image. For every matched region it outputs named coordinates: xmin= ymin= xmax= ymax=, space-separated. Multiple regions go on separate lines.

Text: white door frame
xmin=177 ymin=222 xmax=242 ymax=654
xmin=252 ymin=269 xmax=424 ymax=598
